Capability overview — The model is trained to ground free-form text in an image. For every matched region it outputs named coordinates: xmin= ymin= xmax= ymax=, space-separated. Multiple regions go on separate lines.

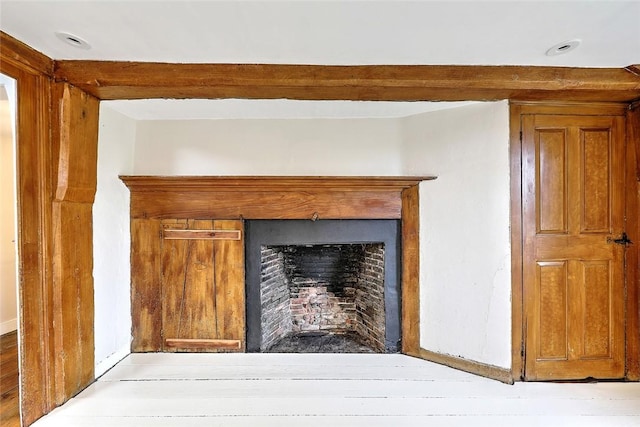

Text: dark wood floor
xmin=0 ymin=330 xmax=20 ymax=427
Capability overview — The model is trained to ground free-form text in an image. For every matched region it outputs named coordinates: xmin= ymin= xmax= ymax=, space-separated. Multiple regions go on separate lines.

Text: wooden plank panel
xmin=212 ymin=220 xmax=245 ymax=349
xmin=536 ymin=261 xmax=568 ymax=360
xmin=625 ymin=106 xmax=640 ymax=380
xmin=537 ymin=129 xmax=567 ymax=234
xmin=131 ymin=219 xmax=163 ymax=351
xmin=130 ymin=190 xmax=404 ymax=220
xmin=581 ymin=261 xmax=611 ymax=359
xmin=401 ymin=185 xmax=420 ymax=357
xmin=161 ymin=220 xmax=217 ymax=349
xmin=581 ymin=129 xmax=611 ymax=233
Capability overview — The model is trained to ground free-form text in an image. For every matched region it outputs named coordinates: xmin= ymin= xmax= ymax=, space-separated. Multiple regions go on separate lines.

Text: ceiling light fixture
xmin=55 ymin=31 xmax=91 ymax=50
xmin=545 ymin=39 xmax=581 ymax=56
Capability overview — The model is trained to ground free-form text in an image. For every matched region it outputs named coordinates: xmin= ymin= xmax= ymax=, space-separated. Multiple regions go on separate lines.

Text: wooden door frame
xmin=510 ymin=101 xmax=640 ymax=381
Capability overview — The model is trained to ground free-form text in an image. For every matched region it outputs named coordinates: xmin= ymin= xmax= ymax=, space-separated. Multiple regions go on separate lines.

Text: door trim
xmin=510 ymin=101 xmax=639 ymax=381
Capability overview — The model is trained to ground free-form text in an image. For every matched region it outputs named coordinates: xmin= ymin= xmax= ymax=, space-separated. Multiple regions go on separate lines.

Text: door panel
xmin=523 ymin=114 xmax=625 ymax=380
xmin=160 ymin=219 xmax=245 ymax=352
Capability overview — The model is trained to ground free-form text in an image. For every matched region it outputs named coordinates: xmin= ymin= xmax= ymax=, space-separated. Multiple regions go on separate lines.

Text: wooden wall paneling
xmin=211 ymin=220 xmax=245 ymax=350
xmin=161 ymin=219 xmax=217 ymax=351
xmin=130 ymin=218 xmax=163 ymax=351
xmin=0 ymin=59 xmax=56 ymax=424
xmin=401 ymin=185 xmax=420 ymax=357
xmin=509 ymin=103 xmax=525 ymax=381
xmin=159 ymin=219 xmax=245 ymax=352
xmin=53 ymin=61 xmax=640 ymax=102
xmin=51 ymin=83 xmax=99 ymax=403
xmin=626 ymin=105 xmax=640 ymax=380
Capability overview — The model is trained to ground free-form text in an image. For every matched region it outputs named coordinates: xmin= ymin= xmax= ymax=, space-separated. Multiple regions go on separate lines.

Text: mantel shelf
xmin=120 ymin=175 xmax=436 ymax=193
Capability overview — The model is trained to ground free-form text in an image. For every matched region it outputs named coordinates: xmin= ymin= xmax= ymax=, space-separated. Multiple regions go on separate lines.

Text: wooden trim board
xmin=163 ymin=229 xmax=242 ymax=240
xmin=164 ymin=339 xmax=242 ymax=350
xmin=419 ymin=348 xmax=514 ymax=384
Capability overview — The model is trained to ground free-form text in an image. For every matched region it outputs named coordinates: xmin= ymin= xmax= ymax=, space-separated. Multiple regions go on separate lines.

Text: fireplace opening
xmin=245 ymin=220 xmax=401 ymax=354
xmin=260 ymin=244 xmax=385 ymax=353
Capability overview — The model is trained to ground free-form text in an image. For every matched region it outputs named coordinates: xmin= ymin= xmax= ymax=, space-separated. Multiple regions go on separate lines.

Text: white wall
xmin=93 ymin=105 xmax=136 ymax=376
xmin=95 ymin=102 xmax=512 ymax=373
xmin=0 ymin=79 xmax=17 ymax=335
xmin=134 ymin=118 xmax=404 ymax=175
xmin=402 ymin=101 xmax=511 ymax=368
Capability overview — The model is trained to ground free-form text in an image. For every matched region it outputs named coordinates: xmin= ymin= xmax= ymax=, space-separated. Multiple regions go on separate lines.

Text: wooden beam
xmin=1 ymin=31 xmax=53 ymax=76
xmin=54 ymin=62 xmax=640 ymax=102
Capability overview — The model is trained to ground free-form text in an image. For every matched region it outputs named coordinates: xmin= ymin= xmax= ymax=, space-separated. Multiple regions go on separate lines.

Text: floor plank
xmin=0 ymin=331 xmax=20 ymax=427
xmin=31 ymin=353 xmax=640 ymax=427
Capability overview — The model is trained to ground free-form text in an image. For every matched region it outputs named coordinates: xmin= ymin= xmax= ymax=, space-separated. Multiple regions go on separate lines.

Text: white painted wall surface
xmin=98 ymin=102 xmax=511 ymax=373
xmin=0 ymin=81 xmax=17 ymax=335
xmin=134 ymin=119 xmax=404 ymax=176
xmin=402 ymin=101 xmax=511 ymax=368
xmin=93 ymin=105 xmax=136 ymax=376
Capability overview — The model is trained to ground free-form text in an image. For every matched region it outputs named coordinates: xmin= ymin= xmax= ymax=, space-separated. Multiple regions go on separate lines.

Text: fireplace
xmin=122 ymin=176 xmax=428 ymax=356
xmin=245 ymin=220 xmax=400 ymax=353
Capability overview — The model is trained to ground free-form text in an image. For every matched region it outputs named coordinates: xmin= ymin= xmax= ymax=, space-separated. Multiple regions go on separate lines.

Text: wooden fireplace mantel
xmin=120 ymin=175 xmax=435 ymax=220
xmin=122 ymin=175 xmax=433 ymax=357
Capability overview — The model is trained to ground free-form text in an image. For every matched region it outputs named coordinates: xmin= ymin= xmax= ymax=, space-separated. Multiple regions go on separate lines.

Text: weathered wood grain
xmin=401 ymin=185 xmax=420 ymax=357
xmin=0 ymin=31 xmax=53 ymax=76
xmin=51 ymin=83 xmax=99 ymax=403
xmin=211 ymin=220 xmax=245 ymax=350
xmin=121 ymin=176 xmax=433 ymax=220
xmin=164 ymin=339 xmax=242 ymax=350
xmin=159 ymin=220 xmax=245 ymax=352
xmin=53 ymin=61 xmax=640 ymax=102
xmin=625 ymin=106 xmax=640 ymax=380
xmin=131 ymin=219 xmax=163 ymax=352
xmin=163 ymin=229 xmax=241 ymax=240
xmin=0 ymin=55 xmax=56 ymax=425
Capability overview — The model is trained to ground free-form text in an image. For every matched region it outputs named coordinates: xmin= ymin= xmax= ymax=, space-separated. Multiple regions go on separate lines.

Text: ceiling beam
xmin=53 ymin=61 xmax=640 ymax=103
xmin=1 ymin=31 xmax=54 ymax=77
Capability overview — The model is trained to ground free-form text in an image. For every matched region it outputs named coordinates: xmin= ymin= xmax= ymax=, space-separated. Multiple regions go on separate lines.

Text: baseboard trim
xmin=0 ymin=318 xmax=17 ymax=336
xmin=419 ymin=348 xmax=514 ymax=384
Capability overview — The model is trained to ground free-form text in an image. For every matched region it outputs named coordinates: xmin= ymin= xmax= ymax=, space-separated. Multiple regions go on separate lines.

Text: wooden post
xmin=51 ymin=83 xmax=99 ymax=403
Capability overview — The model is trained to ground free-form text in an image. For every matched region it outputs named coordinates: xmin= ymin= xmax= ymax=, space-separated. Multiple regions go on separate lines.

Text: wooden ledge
xmin=120 ymin=176 xmax=435 ymax=220
xmin=120 ymin=175 xmax=436 ymax=192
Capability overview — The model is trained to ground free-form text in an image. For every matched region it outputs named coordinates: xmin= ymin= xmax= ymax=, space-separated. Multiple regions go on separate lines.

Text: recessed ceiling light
xmin=545 ymin=39 xmax=581 ymax=56
xmin=55 ymin=32 xmax=91 ymax=50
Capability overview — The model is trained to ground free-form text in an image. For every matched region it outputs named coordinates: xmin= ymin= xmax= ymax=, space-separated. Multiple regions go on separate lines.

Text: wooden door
xmin=522 ymin=114 xmax=626 ymax=380
xmin=160 ymin=219 xmax=245 ymax=352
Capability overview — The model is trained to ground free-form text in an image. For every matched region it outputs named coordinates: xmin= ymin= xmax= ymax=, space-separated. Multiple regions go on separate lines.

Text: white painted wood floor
xmin=32 ymin=353 xmax=640 ymax=427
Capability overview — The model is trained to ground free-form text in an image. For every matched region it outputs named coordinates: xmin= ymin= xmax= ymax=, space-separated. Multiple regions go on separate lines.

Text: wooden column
xmin=401 ymin=185 xmax=420 ymax=357
xmin=51 ymin=83 xmax=99 ymax=403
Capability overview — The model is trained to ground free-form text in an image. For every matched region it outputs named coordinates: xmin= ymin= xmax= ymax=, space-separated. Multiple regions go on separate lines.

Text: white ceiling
xmin=1 ymin=0 xmax=638 ymax=119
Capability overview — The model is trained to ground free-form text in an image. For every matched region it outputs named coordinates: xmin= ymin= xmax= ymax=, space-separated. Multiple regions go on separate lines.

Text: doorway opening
xmin=0 ymin=73 xmax=20 ymax=425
